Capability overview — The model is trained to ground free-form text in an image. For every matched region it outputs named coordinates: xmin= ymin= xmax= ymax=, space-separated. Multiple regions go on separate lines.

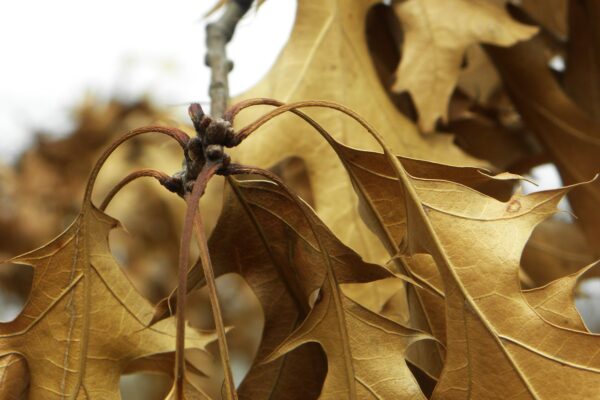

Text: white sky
xmin=0 ymin=0 xmax=296 ymax=163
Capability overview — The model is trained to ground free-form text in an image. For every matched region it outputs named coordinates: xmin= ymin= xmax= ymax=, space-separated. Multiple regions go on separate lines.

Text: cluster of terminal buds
xmin=164 ymin=103 xmax=242 ymax=196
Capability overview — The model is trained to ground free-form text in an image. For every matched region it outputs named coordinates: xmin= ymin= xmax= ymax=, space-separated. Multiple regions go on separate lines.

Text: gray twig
xmin=205 ymin=0 xmax=253 ymax=119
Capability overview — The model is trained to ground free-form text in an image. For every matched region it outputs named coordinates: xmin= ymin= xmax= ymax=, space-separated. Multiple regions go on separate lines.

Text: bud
xmin=188 ymin=103 xmax=210 ymax=135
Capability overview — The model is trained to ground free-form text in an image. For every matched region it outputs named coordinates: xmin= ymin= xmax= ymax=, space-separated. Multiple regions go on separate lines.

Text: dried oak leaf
xmin=447 ymin=113 xmax=537 ymax=172
xmin=564 ymin=0 xmax=600 ymax=121
xmin=319 ymin=132 xmax=521 ymax=378
xmin=234 ymin=104 xmax=522 ymax=380
xmin=208 ymin=178 xmax=332 ymax=400
xmin=240 ymin=180 xmax=431 ymax=400
xmin=391 ymin=0 xmax=537 ymax=132
xmin=0 ymin=99 xmax=188 ymax=302
xmin=403 ymin=250 xmax=592 ymax=334
xmin=266 ymin=283 xmax=430 ymax=399
xmin=512 ymin=0 xmax=567 ymax=39
xmin=487 ymin=34 xmax=600 ymax=255
xmin=0 ymin=202 xmax=215 ymax=399
xmin=232 ymin=0 xmax=485 ymax=265
xmin=0 ymin=353 xmax=29 ymax=399
xmin=522 ymin=264 xmax=593 ymax=332
xmin=381 ymin=151 xmax=600 ymax=398
xmin=456 ymin=45 xmax=501 ymax=105
xmin=164 ymin=177 xmax=430 ymax=399
xmin=521 ymin=218 xmax=596 ymax=285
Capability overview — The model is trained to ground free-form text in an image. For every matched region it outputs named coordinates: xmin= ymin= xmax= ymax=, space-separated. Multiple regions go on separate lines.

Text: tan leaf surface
xmin=232 ymin=0 xmax=485 ymax=264
xmin=0 ymin=204 xmax=215 ymax=399
xmin=405 ymin=252 xmax=592 ymax=335
xmin=391 ymin=0 xmax=537 ymax=132
xmin=267 ymin=280 xmax=431 ymax=400
xmin=423 ymin=187 xmax=600 ymax=399
xmin=312 ymin=118 xmax=600 ymax=396
xmin=179 ymin=177 xmax=409 ymax=399
xmin=326 ymin=141 xmax=518 ymax=256
xmin=341 ymin=278 xmax=407 ymax=321
xmin=521 ymin=218 xmax=596 ymax=285
xmin=311 ymin=131 xmax=519 ymax=378
xmin=522 ymin=265 xmax=593 ymax=331
xmin=0 ymin=353 xmax=29 ymax=399
xmin=456 ymin=45 xmax=501 ymax=104
xmin=208 ymin=178 xmax=330 ymax=400
xmin=487 ymin=35 xmax=600 ymax=255
xmin=377 ymin=150 xmax=600 ymax=398
xmin=229 ymin=178 xmax=430 ymax=399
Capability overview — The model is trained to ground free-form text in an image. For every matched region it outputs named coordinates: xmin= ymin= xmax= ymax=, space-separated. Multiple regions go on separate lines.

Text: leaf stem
xmin=192 ymin=191 xmax=238 ymax=399
xmin=99 ymin=169 xmax=171 ymax=211
xmin=175 ymin=161 xmax=237 ymax=400
xmin=228 ymin=100 xmax=389 ymax=151
xmin=224 ymin=164 xmax=359 ymax=396
xmin=82 ymin=126 xmax=189 ymax=208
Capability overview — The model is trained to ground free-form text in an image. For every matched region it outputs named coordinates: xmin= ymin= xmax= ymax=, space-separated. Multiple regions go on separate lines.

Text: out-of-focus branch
xmin=206 ymin=0 xmax=253 ymax=119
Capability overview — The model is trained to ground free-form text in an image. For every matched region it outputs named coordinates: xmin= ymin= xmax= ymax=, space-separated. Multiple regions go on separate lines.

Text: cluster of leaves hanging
xmin=1 ymin=0 xmax=600 ymax=399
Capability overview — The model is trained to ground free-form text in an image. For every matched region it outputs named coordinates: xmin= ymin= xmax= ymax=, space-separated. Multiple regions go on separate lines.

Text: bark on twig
xmin=206 ymin=0 xmax=253 ymax=118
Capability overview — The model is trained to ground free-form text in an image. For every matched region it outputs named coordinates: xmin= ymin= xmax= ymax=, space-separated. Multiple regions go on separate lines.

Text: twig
xmin=205 ymin=0 xmax=254 ymax=118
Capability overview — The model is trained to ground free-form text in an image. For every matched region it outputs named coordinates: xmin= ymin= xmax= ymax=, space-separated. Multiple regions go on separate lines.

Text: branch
xmin=206 ymin=0 xmax=254 ymax=118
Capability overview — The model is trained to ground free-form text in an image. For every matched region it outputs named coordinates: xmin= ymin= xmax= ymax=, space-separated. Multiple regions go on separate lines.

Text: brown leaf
xmin=208 ymin=178 xmax=330 ymax=399
xmin=326 ymin=141 xmax=520 ymax=253
xmin=521 ymin=218 xmax=596 ymax=285
xmin=0 ymin=99 xmax=188 ymax=304
xmin=229 ymin=175 xmax=434 ymax=397
xmin=379 ymin=148 xmax=600 ymax=398
xmin=487 ymin=34 xmax=600 ymax=255
xmin=456 ymin=45 xmax=501 ymax=105
xmin=386 ymin=237 xmax=595 ymax=375
xmin=285 ymin=103 xmax=600 ymax=395
xmin=407 ymin=244 xmax=593 ymax=334
xmin=391 ymin=0 xmax=537 ymax=131
xmin=328 ymin=137 xmax=521 ymax=370
xmin=515 ymin=0 xmax=568 ymax=38
xmin=237 ymin=105 xmax=520 ymax=379
xmin=232 ymin=0 xmax=485 ymax=265
xmin=522 ymin=264 xmax=594 ymax=331
xmin=266 ymin=289 xmax=431 ymax=399
xmin=448 ymin=113 xmax=538 ymax=172
xmin=0 ymin=204 xmax=215 ymax=399
xmin=342 ymin=278 xmax=408 ymax=322
xmin=209 ymin=177 xmax=414 ymax=398
xmin=564 ymin=0 xmax=600 ymax=121
xmin=175 ymin=173 xmax=429 ymax=398
xmin=0 ymin=353 xmax=29 ymax=399
xmin=425 ymin=186 xmax=600 ymax=399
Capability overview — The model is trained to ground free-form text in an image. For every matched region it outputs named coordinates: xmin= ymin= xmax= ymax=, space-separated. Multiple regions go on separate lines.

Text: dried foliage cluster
xmin=1 ymin=0 xmax=599 ymax=399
